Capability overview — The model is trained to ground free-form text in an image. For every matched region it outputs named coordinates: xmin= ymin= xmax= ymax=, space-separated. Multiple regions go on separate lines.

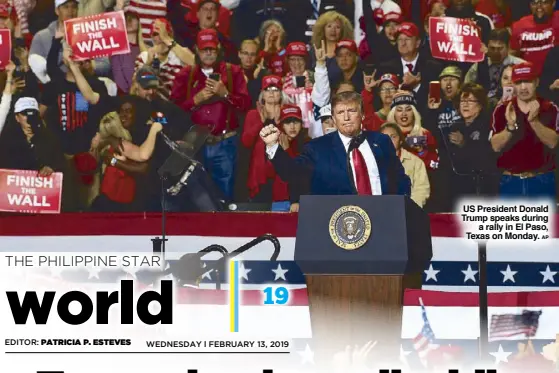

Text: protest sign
xmin=0 ymin=169 xmax=63 ymax=214
xmin=429 ymin=17 xmax=484 ymax=63
xmin=64 ymin=11 xmax=130 ymax=61
xmin=0 ymin=29 xmax=11 ymax=69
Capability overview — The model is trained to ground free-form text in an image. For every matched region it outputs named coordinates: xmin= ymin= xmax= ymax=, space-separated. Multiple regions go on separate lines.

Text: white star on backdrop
xmin=202 ymin=269 xmax=213 ymax=280
xmin=500 ymin=265 xmax=517 ymax=283
xmin=48 ymin=266 xmax=64 ymax=279
xmin=490 ymin=344 xmax=512 ymax=364
xmin=462 ymin=264 xmax=478 ymax=283
xmin=122 ymin=265 xmax=138 ymax=279
xmin=540 ymin=265 xmax=557 ymax=284
xmin=271 ymin=263 xmax=289 ymax=281
xmin=239 ymin=263 xmax=251 ymax=281
xmin=298 ymin=344 xmax=315 ymax=365
xmin=424 ymin=264 xmax=440 ymax=282
xmin=86 ymin=266 xmax=101 ymax=280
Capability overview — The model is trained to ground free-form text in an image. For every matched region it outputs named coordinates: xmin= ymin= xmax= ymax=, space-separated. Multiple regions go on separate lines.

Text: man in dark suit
xmin=377 ymin=22 xmax=443 ymax=113
xmin=259 ymin=91 xmax=411 ymax=197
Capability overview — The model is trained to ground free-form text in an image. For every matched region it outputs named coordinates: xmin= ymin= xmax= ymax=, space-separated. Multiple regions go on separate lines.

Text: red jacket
xmin=170 ymin=61 xmax=251 ymax=135
xmin=361 ymin=89 xmax=385 ymax=131
xmin=242 ymin=110 xmax=299 ymax=201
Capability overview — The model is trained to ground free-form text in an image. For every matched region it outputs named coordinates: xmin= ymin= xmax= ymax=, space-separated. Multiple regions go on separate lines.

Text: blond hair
xmin=99 ymin=112 xmax=132 ymax=142
xmin=386 ymin=105 xmax=425 ymax=137
xmin=311 ymin=11 xmax=354 ymax=50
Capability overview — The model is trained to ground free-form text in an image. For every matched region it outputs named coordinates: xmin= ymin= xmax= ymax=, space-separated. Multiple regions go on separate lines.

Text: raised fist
xmin=259 ymin=124 xmax=280 ymax=146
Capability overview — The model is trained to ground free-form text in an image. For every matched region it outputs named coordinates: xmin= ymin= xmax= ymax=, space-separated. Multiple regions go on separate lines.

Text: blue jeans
xmin=202 ymin=135 xmax=238 ymax=201
xmin=499 ymin=172 xmax=557 ymax=200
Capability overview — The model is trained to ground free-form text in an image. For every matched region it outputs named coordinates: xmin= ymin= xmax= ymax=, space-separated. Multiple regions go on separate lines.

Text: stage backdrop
xmin=1 ymin=212 xmax=558 ymax=365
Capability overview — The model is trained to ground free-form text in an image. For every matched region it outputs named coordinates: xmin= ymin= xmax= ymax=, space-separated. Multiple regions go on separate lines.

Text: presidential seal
xmin=329 ymin=205 xmax=372 ymax=250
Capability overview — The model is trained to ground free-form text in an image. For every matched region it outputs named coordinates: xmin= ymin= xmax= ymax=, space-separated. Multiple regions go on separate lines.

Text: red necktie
xmin=351 ymin=147 xmax=373 ymax=195
xmin=406 ymin=63 xmax=414 ymax=73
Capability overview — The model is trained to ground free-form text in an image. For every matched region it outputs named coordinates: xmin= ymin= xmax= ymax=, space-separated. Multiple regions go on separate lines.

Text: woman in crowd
xmin=387 ymin=92 xmax=439 ymax=171
xmin=490 ymin=64 xmax=514 ymax=111
xmin=111 ymin=6 xmax=147 ymax=94
xmin=362 ymin=73 xmax=399 ymax=131
xmin=310 ymin=11 xmax=354 ymax=77
xmin=271 ymin=104 xmax=307 ymax=212
xmin=282 ymin=42 xmax=318 ymax=138
xmin=258 ymin=20 xmax=287 ymax=76
xmin=446 ymin=83 xmax=499 ymax=204
xmin=241 ymin=75 xmax=287 ymax=202
xmin=381 ymin=122 xmax=430 ymax=208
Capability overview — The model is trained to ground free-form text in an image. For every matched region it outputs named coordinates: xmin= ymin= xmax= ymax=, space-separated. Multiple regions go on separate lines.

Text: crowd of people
xmin=0 ymin=0 xmax=558 ymax=213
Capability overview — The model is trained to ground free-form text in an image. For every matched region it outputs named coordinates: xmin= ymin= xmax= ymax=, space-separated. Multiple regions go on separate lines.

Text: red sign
xmin=64 ymin=11 xmax=130 ymax=61
xmin=429 ymin=17 xmax=484 ymax=63
xmin=0 ymin=169 xmax=63 ymax=214
xmin=283 ymin=86 xmax=314 ymax=130
xmin=0 ymin=29 xmax=11 ymax=69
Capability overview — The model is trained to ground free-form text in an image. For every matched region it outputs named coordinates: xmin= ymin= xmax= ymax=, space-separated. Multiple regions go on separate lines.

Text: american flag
xmin=413 ymin=298 xmax=436 ymax=359
xmin=1 ymin=212 xmax=559 ymax=367
xmin=490 ymin=310 xmax=542 ymax=341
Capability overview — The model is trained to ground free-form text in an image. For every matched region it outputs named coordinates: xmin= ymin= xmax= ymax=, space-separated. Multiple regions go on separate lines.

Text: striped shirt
xmin=135 ymin=50 xmax=184 ymax=99
xmin=128 ymin=0 xmax=167 ymax=44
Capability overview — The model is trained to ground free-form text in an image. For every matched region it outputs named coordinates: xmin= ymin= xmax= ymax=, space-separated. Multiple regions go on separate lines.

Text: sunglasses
xmin=265 ymin=86 xmax=280 ymax=91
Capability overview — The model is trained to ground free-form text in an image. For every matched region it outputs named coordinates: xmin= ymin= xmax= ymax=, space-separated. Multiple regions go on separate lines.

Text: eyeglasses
xmin=531 ymin=0 xmax=552 ymax=5
xmin=460 ymin=99 xmax=478 ymax=104
xmin=264 ymin=86 xmax=280 ymax=92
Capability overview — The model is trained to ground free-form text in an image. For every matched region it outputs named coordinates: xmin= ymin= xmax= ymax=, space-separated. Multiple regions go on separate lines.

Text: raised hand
xmin=314 ymin=39 xmax=326 ymax=66
xmin=428 ymin=96 xmax=441 ymax=110
xmin=505 ymin=102 xmax=517 ymax=128
xmin=259 ymin=124 xmax=280 ymax=146
xmin=363 ymin=69 xmax=379 ymax=92
xmin=279 ymin=132 xmax=290 ymax=150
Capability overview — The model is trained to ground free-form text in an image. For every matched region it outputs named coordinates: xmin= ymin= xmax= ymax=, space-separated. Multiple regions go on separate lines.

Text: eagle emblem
xmin=329 ymin=205 xmax=372 ymax=250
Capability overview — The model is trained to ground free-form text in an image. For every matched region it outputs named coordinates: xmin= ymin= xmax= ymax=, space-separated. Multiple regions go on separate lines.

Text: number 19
xmin=263 ymin=286 xmax=289 ymax=305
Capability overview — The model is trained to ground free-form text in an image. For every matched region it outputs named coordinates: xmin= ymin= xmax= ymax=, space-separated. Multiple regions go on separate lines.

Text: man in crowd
xmin=260 ymin=91 xmax=410 ymax=196
xmin=510 ymin=0 xmax=559 ymax=74
xmin=465 ymin=28 xmax=526 ymax=101
xmin=171 ymin=28 xmax=251 ymax=202
xmin=490 ymin=62 xmax=559 ymax=198
xmin=29 ymin=0 xmax=109 ymax=83
xmin=378 ymin=22 xmax=442 ymax=111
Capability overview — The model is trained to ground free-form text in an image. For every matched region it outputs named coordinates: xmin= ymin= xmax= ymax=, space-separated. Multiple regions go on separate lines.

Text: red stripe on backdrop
xmin=404 ymin=289 xmax=559 ymax=307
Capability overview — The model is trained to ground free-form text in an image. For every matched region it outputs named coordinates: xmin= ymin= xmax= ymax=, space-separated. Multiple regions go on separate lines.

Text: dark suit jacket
xmin=270 ymin=131 xmax=411 ymax=197
xmin=378 ymin=53 xmax=443 ymax=113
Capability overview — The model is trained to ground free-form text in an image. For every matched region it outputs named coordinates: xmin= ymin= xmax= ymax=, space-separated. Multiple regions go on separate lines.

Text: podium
xmin=295 ymin=195 xmax=432 ymax=362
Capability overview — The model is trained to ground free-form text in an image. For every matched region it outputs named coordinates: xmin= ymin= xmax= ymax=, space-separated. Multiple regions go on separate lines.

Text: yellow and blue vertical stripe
xmin=229 ymin=260 xmax=240 ymax=332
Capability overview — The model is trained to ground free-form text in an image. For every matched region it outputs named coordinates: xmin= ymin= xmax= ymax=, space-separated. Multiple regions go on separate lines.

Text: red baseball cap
xmin=335 ymin=39 xmax=358 ymax=54
xmin=379 ymin=73 xmax=400 ymax=87
xmin=280 ymin=104 xmax=303 ymax=123
xmin=384 ymin=11 xmax=403 ymax=25
xmin=197 ymin=0 xmax=220 ymax=11
xmin=512 ymin=62 xmax=538 ymax=83
xmin=286 ymin=42 xmax=308 ymax=57
xmin=262 ymin=75 xmax=282 ymax=90
xmin=397 ymin=22 xmax=420 ymax=38
xmin=197 ymin=28 xmax=220 ymax=49
xmin=373 ymin=8 xmax=384 ymax=26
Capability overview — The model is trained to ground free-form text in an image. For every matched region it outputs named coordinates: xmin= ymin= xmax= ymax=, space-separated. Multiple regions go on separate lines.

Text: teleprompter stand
xmin=294 ymin=195 xmax=432 ymax=364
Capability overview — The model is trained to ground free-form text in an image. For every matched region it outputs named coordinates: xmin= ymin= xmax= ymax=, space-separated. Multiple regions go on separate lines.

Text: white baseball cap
xmin=15 ymin=97 xmax=39 ymax=114
xmin=55 ymin=0 xmax=79 ymax=8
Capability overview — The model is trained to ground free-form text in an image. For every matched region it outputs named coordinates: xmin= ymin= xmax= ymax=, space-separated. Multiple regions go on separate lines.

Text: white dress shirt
xmin=266 ymin=132 xmax=383 ymax=195
xmin=401 ymin=54 xmax=421 ymax=93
